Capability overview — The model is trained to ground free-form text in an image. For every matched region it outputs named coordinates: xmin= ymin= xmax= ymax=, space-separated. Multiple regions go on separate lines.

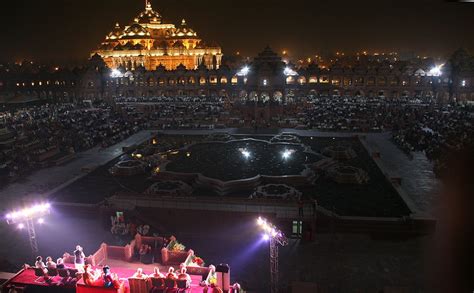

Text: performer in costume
xmin=83 ymin=265 xmax=99 ymax=286
xmin=74 ymin=245 xmax=86 ymax=272
xmin=205 ymin=265 xmax=218 ymax=286
xmin=103 ymin=266 xmax=113 ymax=288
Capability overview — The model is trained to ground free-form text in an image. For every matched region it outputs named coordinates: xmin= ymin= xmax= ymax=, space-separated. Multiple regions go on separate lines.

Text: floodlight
xmin=428 ymin=65 xmax=443 ymax=77
xmin=284 ymin=67 xmax=298 ymax=76
xmin=237 ymin=66 xmax=250 ymax=76
xmin=110 ymin=69 xmax=123 ymax=78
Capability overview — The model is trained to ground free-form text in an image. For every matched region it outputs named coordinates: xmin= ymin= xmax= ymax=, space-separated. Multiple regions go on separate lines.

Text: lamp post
xmin=257 ymin=216 xmax=288 ymax=293
xmin=5 ymin=202 xmax=51 ymax=256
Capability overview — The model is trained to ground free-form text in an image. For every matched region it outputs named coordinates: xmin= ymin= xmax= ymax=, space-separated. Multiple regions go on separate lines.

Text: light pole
xmin=5 ymin=202 xmax=51 ymax=256
xmin=257 ymin=216 xmax=288 ymax=293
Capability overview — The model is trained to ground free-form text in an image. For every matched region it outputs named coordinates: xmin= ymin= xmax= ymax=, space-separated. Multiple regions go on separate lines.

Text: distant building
xmin=92 ymin=1 xmax=222 ymax=71
xmin=1 ymin=48 xmax=473 ymax=104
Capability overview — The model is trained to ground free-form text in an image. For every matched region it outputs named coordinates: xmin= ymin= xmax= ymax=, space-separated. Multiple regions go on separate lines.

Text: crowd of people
xmin=0 ymin=102 xmax=146 ymax=184
xmin=303 ymin=97 xmax=474 ymax=176
xmin=116 ymin=96 xmax=226 ymax=129
xmin=2 ymin=96 xmax=472 ymax=185
xmin=391 ymin=105 xmax=474 ymax=176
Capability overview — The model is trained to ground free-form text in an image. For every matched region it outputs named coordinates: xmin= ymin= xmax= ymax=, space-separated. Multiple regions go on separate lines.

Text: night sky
xmin=0 ymin=0 xmax=473 ymax=63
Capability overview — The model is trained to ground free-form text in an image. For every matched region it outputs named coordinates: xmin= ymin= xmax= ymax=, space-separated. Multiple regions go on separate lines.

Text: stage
xmin=4 ymin=266 xmax=208 ymax=293
xmin=2 ymin=238 xmax=230 ymax=293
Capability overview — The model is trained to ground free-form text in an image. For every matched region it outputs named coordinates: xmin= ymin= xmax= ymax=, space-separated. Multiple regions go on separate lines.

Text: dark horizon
xmin=0 ymin=0 xmax=473 ymax=63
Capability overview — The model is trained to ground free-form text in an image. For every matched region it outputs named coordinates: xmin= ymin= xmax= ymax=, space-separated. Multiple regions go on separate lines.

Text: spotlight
xmin=18 ymin=223 xmax=25 ymax=229
xmin=38 ymin=218 xmax=44 ymax=224
xmin=271 ymin=228 xmax=278 ymax=237
xmin=257 ymin=217 xmax=264 ymax=226
xmin=262 ymin=234 xmax=270 ymax=241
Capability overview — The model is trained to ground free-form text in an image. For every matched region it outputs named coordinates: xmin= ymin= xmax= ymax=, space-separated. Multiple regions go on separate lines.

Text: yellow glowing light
xmin=155 ymin=167 xmax=161 ymax=173
xmin=186 ymin=152 xmax=191 ymax=157
xmin=135 ymin=154 xmax=143 ymax=159
xmin=152 ymin=139 xmax=158 ymax=145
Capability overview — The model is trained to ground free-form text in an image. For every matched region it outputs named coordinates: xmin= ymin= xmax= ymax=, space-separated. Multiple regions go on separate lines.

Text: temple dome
xmin=135 ymin=2 xmax=162 ymax=24
xmin=172 ymin=19 xmax=198 ymax=38
xmin=122 ymin=23 xmax=151 ymax=38
xmin=106 ymin=23 xmax=124 ymax=40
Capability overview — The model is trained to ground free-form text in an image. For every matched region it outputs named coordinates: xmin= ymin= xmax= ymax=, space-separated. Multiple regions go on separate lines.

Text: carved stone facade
xmin=92 ymin=1 xmax=222 ymax=71
xmin=1 ymin=48 xmax=473 ymax=104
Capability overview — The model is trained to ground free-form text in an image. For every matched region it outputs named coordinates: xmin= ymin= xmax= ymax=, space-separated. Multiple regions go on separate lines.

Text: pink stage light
xmin=262 ymin=234 xmax=270 ymax=241
xmin=18 ymin=223 xmax=25 ymax=229
xmin=37 ymin=218 xmax=44 ymax=224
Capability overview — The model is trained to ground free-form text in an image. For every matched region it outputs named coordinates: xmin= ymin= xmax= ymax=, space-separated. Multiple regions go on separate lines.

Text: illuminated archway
xmin=273 ymin=91 xmax=283 ymax=103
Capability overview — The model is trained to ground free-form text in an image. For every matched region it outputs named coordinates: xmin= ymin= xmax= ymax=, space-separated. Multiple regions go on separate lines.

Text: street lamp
xmin=5 ymin=202 xmax=51 ymax=255
xmin=257 ymin=216 xmax=288 ymax=293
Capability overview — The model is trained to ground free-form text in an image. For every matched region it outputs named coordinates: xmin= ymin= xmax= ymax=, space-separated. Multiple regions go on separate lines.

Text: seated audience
xmin=177 ymin=267 xmax=191 ymax=287
xmin=35 ymin=256 xmax=46 ymax=270
xmin=132 ymin=268 xmax=147 ymax=279
xmin=56 ymin=258 xmax=65 ymax=269
xmin=166 ymin=267 xmax=177 ymax=279
xmin=45 ymin=257 xmax=56 ymax=269
xmin=151 ymin=267 xmax=165 ymax=278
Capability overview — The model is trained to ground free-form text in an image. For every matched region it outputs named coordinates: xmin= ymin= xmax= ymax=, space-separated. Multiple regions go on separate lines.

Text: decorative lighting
xmin=281 ymin=149 xmax=295 ymax=160
xmin=110 ymin=69 xmax=123 ymax=78
xmin=237 ymin=66 xmax=250 ymax=76
xmin=284 ymin=67 xmax=298 ymax=76
xmin=428 ymin=65 xmax=443 ymax=77
xmin=461 ymin=80 xmax=466 ymax=87
xmin=239 ymin=148 xmax=251 ymax=159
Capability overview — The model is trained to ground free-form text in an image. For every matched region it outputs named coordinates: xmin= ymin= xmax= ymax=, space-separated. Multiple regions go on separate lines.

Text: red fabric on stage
xmin=7 ymin=268 xmax=76 ymax=288
xmin=7 ymin=267 xmax=206 ymax=292
xmin=76 ymin=279 xmax=125 ymax=293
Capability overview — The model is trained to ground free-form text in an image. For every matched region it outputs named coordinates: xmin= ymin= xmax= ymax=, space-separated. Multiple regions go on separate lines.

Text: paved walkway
xmin=363 ymin=133 xmax=440 ymax=214
xmin=0 ymin=130 xmax=155 ymax=207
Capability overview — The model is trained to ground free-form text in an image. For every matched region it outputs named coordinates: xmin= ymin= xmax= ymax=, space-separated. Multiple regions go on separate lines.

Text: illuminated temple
xmin=92 ymin=0 xmax=222 ymax=71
